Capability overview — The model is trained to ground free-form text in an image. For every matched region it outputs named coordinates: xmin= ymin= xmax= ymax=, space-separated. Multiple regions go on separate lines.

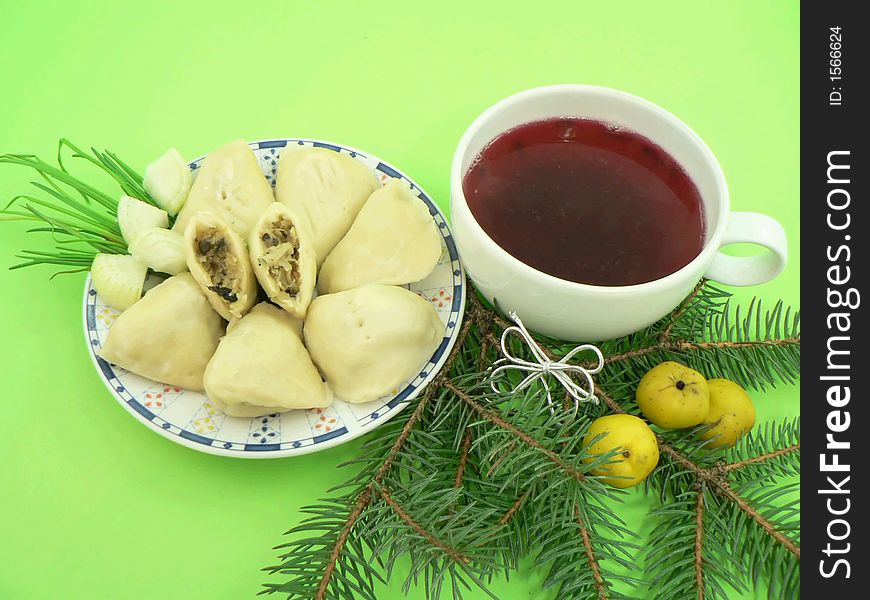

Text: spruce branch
xmin=722 ymin=418 xmax=801 ymax=485
xmin=264 ymin=282 xmax=800 ymax=600
xmin=652 ymin=438 xmax=800 ymax=559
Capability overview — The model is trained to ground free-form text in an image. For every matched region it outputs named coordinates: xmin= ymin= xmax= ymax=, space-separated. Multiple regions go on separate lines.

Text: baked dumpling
xmin=318 ymin=179 xmax=442 ymax=294
xmin=98 ymin=273 xmax=225 ymax=391
xmin=204 ymin=303 xmax=333 ymax=417
xmin=184 ymin=212 xmax=258 ymax=321
xmin=248 ymin=203 xmax=316 ymax=319
xmin=173 ymin=140 xmax=274 ymax=239
xmin=303 ymin=284 xmax=445 ymax=403
xmin=275 ymin=147 xmax=378 ymax=266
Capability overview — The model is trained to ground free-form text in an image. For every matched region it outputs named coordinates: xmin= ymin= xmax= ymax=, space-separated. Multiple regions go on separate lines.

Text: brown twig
xmin=314 ymin=486 xmax=373 ymax=599
xmin=576 ymin=506 xmax=608 ymax=600
xmin=498 ymin=489 xmax=531 ymax=527
xmin=597 ymin=387 xmax=626 ymax=414
xmin=660 ymin=279 xmax=708 ymax=342
xmin=694 ymin=487 xmax=705 ymax=600
xmin=445 ymin=380 xmax=586 ymax=482
xmin=486 ymin=440 xmax=518 ymax=478
xmin=674 ymin=338 xmax=800 ymax=351
xmin=527 ymin=330 xmax=797 ymax=382
xmin=447 ymin=313 xmax=477 ymax=376
xmin=454 ymin=428 xmax=474 ymax=489
xmin=379 ymin=487 xmax=470 ymax=564
xmin=477 ymin=335 xmax=491 ymax=372
xmin=487 ymin=306 xmax=514 ymax=331
xmin=584 ymin=336 xmax=800 ymax=369
xmin=468 ymin=293 xmax=505 ymax=373
xmin=485 ymin=331 xmax=502 ymax=354
xmin=720 ymin=443 xmax=801 ymax=472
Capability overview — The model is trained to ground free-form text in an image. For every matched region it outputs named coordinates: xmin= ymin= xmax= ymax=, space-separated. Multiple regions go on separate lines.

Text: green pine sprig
xmin=263 ymin=281 xmax=800 ymax=600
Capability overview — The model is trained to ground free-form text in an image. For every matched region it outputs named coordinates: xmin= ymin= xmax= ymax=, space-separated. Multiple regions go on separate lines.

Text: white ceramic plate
xmin=83 ymin=138 xmax=466 ymax=458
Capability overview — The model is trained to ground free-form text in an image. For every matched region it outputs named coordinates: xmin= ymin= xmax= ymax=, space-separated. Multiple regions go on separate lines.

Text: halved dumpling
xmin=98 ymin=273 xmax=225 ymax=391
xmin=318 ymin=178 xmax=442 ymax=294
xmin=184 ymin=212 xmax=258 ymax=321
xmin=204 ymin=303 xmax=333 ymax=417
xmin=248 ymin=203 xmax=316 ymax=319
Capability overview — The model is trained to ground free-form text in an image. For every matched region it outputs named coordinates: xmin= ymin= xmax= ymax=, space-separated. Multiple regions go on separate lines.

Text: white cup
xmin=450 ymin=85 xmax=787 ymax=341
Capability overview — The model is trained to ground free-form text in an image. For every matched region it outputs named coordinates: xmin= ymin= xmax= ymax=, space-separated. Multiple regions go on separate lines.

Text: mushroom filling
xmin=258 ymin=217 xmax=302 ymax=297
xmin=195 ymin=228 xmax=242 ymax=303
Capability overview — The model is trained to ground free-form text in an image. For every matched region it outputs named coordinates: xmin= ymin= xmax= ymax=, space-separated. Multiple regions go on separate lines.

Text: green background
xmin=0 ymin=1 xmax=799 ymax=598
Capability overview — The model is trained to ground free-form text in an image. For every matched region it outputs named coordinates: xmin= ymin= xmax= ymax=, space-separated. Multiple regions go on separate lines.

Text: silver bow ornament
xmin=489 ymin=311 xmax=604 ymax=413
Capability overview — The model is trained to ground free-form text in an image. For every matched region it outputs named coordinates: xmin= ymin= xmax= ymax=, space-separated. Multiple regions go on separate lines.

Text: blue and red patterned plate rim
xmin=82 ymin=138 xmax=466 ymax=458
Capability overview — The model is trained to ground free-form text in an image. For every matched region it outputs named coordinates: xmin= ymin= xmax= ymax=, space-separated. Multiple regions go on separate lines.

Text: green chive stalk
xmin=0 ymin=141 xmax=156 ymax=274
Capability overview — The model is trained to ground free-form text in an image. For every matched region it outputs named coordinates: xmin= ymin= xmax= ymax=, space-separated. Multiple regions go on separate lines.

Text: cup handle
xmin=703 ymin=212 xmax=788 ymax=286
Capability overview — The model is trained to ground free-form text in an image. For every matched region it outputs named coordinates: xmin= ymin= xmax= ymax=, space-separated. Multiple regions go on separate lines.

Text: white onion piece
xmin=129 ymin=228 xmax=187 ymax=275
xmin=117 ymin=195 xmax=168 ymax=244
xmin=91 ymin=254 xmax=147 ymax=311
xmin=143 ymin=148 xmax=192 ymax=216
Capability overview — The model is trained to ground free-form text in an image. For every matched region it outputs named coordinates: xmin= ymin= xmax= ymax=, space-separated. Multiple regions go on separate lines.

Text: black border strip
xmin=803 ymin=5 xmax=867 ymax=594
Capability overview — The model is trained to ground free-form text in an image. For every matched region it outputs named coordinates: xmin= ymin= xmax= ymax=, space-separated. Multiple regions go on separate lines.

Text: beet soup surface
xmin=462 ymin=117 xmax=705 ymax=286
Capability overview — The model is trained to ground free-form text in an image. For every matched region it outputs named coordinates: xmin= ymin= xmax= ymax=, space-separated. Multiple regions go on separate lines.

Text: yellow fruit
xmin=583 ymin=414 xmax=659 ymax=488
xmin=636 ymin=361 xmax=709 ymax=429
xmin=698 ymin=379 xmax=756 ymax=447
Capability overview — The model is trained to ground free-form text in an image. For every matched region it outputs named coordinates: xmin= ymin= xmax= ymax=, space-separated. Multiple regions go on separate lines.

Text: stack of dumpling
xmin=99 ymin=141 xmax=446 ymax=417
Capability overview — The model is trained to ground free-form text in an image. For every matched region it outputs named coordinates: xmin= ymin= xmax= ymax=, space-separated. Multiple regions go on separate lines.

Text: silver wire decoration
xmin=489 ymin=311 xmax=603 ymax=414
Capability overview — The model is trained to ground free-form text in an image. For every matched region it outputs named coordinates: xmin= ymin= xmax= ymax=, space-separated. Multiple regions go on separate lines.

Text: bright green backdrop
xmin=0 ymin=1 xmax=799 ymax=598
